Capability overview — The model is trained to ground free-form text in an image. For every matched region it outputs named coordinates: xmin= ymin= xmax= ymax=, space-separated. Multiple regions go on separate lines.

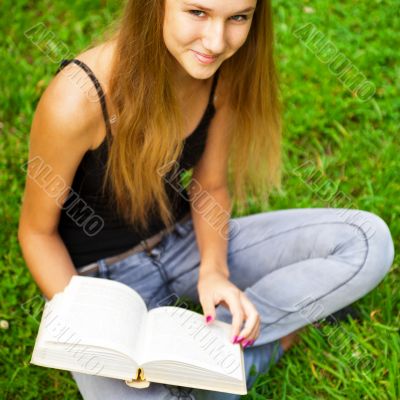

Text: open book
xmin=31 ymin=275 xmax=247 ymax=395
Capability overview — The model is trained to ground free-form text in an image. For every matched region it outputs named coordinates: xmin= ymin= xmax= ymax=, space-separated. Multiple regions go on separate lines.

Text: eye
xmin=230 ymin=15 xmax=248 ymax=22
xmin=188 ymin=10 xmax=206 ymax=18
xmin=188 ymin=10 xmax=249 ymax=22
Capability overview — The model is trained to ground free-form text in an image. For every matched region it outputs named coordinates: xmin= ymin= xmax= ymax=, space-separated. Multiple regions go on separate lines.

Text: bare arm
xmin=191 ymin=86 xmax=261 ymax=345
xmin=189 ymin=91 xmax=232 ymax=279
xmin=18 ymin=63 xmax=101 ymax=300
xmin=189 ymin=187 xmax=231 ymax=278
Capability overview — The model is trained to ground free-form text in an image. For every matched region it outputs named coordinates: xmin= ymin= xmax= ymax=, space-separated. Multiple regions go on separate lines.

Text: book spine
xmin=136 ymin=367 xmax=145 ymax=381
xmin=125 ymin=367 xmax=150 ymax=388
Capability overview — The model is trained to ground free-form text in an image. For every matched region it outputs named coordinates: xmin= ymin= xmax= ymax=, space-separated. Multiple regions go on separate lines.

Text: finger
xmin=243 ymin=317 xmax=260 ymax=340
xmin=218 ymin=290 xmax=245 ymax=343
xmin=237 ymin=293 xmax=260 ymax=341
xmin=241 ymin=319 xmax=261 ymax=348
xmin=199 ymin=294 xmax=216 ymax=325
xmin=239 ymin=313 xmax=260 ymax=344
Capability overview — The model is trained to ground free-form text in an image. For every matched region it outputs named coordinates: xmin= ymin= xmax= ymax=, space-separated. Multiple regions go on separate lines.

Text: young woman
xmin=18 ymin=0 xmax=395 ymax=399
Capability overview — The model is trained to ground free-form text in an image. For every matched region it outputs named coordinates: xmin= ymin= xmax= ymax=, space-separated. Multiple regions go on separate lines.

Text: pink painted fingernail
xmin=236 ymin=336 xmax=245 ymax=343
xmin=232 ymin=335 xmax=239 ymax=344
xmin=242 ymin=340 xmax=250 ymax=348
xmin=205 ymin=315 xmax=213 ymax=323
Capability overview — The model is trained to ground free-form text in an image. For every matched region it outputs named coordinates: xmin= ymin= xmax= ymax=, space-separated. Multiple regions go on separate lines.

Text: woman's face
xmin=163 ymin=0 xmax=257 ymax=80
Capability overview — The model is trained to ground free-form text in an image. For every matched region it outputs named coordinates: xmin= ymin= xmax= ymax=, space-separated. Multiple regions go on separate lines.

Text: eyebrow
xmin=184 ymin=2 xmax=255 ymax=13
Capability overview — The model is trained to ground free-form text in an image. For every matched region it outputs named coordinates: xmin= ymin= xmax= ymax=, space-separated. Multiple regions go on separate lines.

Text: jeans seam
xmin=233 ymin=221 xmax=369 ymax=327
xmin=230 ymin=221 xmax=366 ymax=255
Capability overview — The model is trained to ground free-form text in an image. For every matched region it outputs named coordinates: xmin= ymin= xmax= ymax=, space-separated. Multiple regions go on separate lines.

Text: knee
xmin=361 ymin=211 xmax=394 ymax=273
xmin=347 ymin=209 xmax=395 ymax=282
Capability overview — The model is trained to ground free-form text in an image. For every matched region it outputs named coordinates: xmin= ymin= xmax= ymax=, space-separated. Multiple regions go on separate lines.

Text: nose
xmin=201 ymin=20 xmax=226 ymax=55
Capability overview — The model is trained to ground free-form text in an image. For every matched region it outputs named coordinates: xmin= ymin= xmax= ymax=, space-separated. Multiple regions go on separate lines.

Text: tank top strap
xmin=56 ymin=59 xmax=112 ymax=138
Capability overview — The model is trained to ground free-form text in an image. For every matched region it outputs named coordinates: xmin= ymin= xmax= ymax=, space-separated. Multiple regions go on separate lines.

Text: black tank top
xmin=56 ymin=58 xmax=220 ymax=268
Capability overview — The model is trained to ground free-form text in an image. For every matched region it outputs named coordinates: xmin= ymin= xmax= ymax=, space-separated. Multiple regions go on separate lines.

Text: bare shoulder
xmin=20 ymin=42 xmax=117 ymax=235
xmin=39 ymin=40 xmax=116 ymax=150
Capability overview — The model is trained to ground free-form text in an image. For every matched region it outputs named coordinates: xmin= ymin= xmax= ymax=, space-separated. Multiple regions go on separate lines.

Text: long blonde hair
xmin=99 ymin=0 xmax=282 ymax=232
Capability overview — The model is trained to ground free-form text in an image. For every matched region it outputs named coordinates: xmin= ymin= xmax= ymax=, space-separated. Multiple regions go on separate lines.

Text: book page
xmin=140 ymin=306 xmax=243 ymax=381
xmin=41 ymin=276 xmax=147 ymax=359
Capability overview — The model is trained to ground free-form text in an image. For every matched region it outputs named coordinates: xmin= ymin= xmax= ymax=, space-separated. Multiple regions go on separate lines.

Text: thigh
xmin=166 ymin=207 xmax=393 ymax=301
xmin=225 ymin=207 xmax=371 ymax=289
xmin=93 ymin=248 xmax=172 ymax=311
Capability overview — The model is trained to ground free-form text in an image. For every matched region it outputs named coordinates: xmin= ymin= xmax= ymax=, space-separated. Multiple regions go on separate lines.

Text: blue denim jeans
xmin=57 ymin=207 xmax=394 ymax=399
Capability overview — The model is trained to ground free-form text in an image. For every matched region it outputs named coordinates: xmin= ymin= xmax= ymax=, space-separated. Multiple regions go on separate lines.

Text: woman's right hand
xmin=197 ymin=268 xmax=261 ymax=348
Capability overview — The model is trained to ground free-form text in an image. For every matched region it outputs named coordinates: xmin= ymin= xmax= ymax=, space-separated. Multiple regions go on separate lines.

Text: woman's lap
xmin=70 ymin=207 xmax=394 ymax=399
xmin=165 ymin=207 xmax=394 ymax=342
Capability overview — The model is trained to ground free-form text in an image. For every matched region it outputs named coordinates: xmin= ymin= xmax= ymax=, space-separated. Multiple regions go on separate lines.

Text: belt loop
xmin=97 ymin=259 xmax=110 ymax=279
xmin=149 ymin=246 xmax=162 ymax=261
xmin=141 ymin=238 xmax=162 ymax=261
xmin=140 ymin=239 xmax=151 ymax=255
xmin=174 ymin=223 xmax=187 ymax=238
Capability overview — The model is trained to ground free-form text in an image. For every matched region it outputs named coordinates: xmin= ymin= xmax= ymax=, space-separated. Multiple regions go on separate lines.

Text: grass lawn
xmin=0 ymin=0 xmax=398 ymax=398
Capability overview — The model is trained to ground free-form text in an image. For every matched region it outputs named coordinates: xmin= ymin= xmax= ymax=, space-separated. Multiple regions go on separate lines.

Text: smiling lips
xmin=192 ymin=50 xmax=218 ymax=64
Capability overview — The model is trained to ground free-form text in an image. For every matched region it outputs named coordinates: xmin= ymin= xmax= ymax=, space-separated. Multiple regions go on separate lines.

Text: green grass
xmin=1 ymin=0 xmax=399 ymax=399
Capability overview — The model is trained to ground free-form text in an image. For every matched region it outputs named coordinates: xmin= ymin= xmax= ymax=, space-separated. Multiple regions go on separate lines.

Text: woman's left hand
xmin=197 ymin=267 xmax=261 ymax=348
